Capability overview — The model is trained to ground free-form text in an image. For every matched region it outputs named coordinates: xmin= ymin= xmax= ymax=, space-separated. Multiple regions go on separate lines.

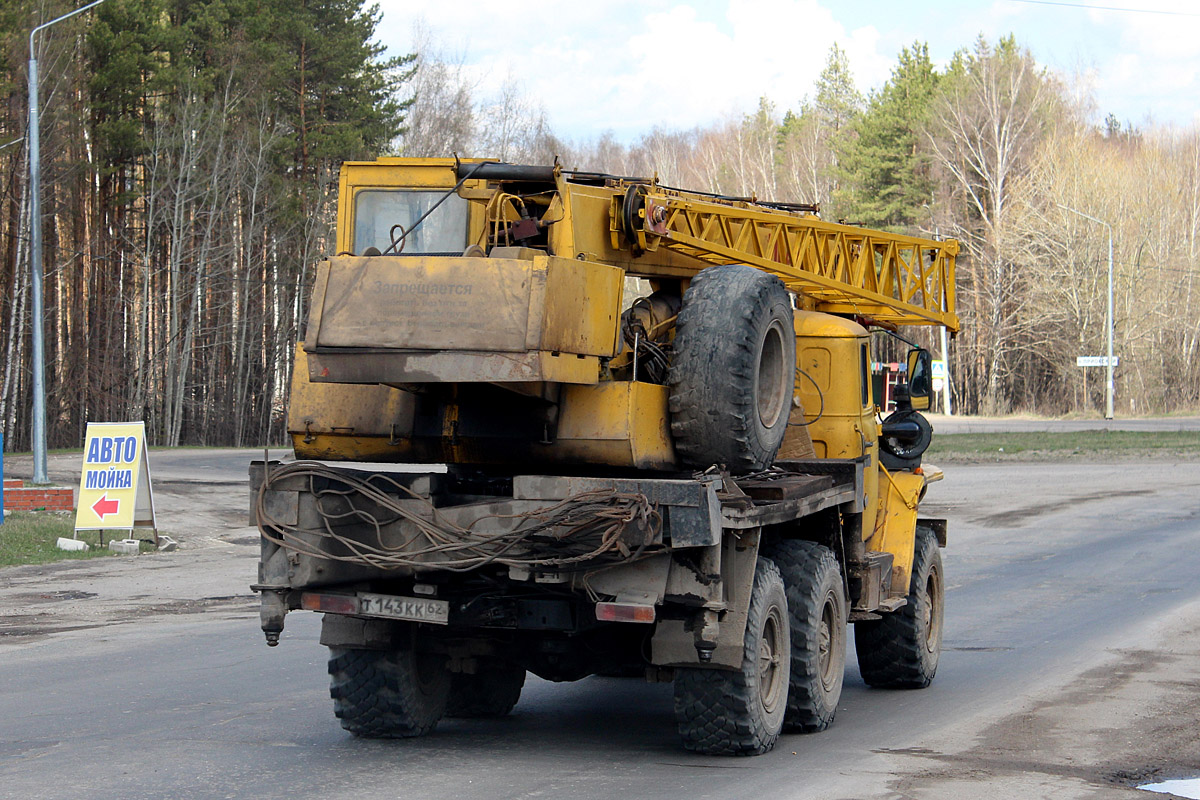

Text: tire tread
xmin=761 ymin=539 xmax=846 ymax=732
xmin=854 ymin=526 xmax=943 ymax=689
xmin=328 ymin=646 xmax=450 ymax=738
xmin=673 ymin=558 xmax=789 ymax=756
xmin=669 ymin=265 xmax=795 ymax=472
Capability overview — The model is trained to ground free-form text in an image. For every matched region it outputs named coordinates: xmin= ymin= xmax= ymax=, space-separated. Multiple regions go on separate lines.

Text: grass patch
xmin=927 ymin=430 xmax=1200 ymax=460
xmin=0 ymin=512 xmax=127 ymax=567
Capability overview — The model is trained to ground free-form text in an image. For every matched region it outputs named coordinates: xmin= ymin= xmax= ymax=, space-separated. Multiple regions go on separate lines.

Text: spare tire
xmin=669 ymin=264 xmax=795 ymax=472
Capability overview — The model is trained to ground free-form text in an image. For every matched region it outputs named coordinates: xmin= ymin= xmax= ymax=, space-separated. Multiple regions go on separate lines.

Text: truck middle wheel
xmin=762 ymin=539 xmax=847 ymax=731
xmin=673 ymin=557 xmax=791 ymax=755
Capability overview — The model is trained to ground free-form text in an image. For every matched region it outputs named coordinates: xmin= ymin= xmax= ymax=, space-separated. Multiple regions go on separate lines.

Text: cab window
xmin=860 ymin=342 xmax=870 ymax=407
xmin=352 ymin=190 xmax=469 ymax=255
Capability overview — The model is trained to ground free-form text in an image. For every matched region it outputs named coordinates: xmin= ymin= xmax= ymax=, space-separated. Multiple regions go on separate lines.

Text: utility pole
xmin=27 ymin=0 xmax=108 ymax=483
xmin=1057 ymin=203 xmax=1115 ymax=420
xmin=938 ymin=324 xmax=952 ymax=416
xmin=930 ymin=217 xmax=952 ymax=415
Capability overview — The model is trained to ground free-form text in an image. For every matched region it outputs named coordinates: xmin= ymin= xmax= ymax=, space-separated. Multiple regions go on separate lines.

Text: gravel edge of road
xmin=883 ymin=597 xmax=1200 ymax=799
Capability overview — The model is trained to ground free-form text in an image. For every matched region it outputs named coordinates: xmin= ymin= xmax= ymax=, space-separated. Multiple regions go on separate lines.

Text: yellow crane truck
xmin=252 ymin=158 xmax=959 ymax=756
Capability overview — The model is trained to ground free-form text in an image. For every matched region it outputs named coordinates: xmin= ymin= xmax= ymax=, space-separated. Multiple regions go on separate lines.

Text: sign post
xmin=75 ymin=422 xmax=157 ymax=544
xmin=930 ymin=359 xmax=948 ymax=411
xmin=1076 ymin=356 xmax=1119 ymax=368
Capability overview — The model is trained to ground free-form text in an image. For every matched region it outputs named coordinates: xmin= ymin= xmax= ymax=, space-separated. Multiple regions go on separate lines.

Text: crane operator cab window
xmin=861 ymin=342 xmax=871 ymax=408
xmin=353 ymin=190 xmax=469 ymax=255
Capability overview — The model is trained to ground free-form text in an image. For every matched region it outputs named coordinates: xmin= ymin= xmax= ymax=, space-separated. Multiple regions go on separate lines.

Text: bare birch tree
xmin=925 ymin=36 xmax=1063 ymax=412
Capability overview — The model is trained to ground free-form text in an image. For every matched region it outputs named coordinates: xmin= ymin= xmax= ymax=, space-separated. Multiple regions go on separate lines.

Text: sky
xmin=374 ymin=0 xmax=1200 ymax=143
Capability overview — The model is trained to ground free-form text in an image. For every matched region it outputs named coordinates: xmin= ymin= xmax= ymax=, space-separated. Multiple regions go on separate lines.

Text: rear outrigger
xmin=252 ymin=158 xmax=957 ymax=755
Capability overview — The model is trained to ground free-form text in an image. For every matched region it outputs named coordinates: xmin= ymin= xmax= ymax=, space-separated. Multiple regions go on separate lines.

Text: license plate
xmin=358 ymin=593 xmax=450 ymax=625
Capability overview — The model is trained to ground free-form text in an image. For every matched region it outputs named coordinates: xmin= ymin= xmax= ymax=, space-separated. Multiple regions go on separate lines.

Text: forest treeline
xmin=1 ymin=4 xmax=1198 ymax=451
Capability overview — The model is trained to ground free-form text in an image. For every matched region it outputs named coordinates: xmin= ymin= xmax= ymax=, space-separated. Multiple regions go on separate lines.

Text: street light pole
xmin=1056 ymin=203 xmax=1115 ymax=420
xmin=27 ymin=0 xmax=108 ymax=483
xmin=924 ymin=204 xmax=953 ymax=415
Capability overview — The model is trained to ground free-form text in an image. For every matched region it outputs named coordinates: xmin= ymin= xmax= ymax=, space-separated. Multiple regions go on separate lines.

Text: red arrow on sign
xmin=92 ymin=493 xmax=119 ymax=520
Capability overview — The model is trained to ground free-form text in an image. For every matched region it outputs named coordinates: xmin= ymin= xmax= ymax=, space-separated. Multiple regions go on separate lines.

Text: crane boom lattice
xmin=615 ymin=188 xmax=959 ymax=331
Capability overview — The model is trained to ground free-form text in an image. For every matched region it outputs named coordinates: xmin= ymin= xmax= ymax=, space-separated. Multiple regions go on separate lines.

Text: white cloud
xmin=379 ymin=0 xmax=895 ymax=141
xmin=1085 ymin=2 xmax=1200 ymax=125
xmin=375 ymin=0 xmax=1199 ymax=142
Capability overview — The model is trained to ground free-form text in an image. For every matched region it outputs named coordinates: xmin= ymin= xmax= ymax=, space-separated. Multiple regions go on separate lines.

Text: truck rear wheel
xmin=445 ymin=663 xmax=526 ymax=718
xmin=762 ymin=539 xmax=846 ymax=731
xmin=673 ymin=557 xmax=790 ymax=755
xmin=854 ymin=525 xmax=944 ymax=688
xmin=328 ymin=646 xmax=451 ymax=738
xmin=669 ymin=264 xmax=796 ymax=473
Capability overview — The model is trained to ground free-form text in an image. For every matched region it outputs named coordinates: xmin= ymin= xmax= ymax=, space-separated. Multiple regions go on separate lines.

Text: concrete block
xmin=56 ymin=537 xmax=89 ymax=552
xmin=108 ymin=539 xmax=140 ymax=555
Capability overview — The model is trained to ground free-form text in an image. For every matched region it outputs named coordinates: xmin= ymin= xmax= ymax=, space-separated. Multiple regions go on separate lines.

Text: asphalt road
xmin=2 ymin=457 xmax=1199 ymax=799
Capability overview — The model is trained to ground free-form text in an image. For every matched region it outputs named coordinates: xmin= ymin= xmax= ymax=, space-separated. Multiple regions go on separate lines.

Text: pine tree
xmin=88 ymin=0 xmax=171 ymax=171
xmin=777 ymin=44 xmax=862 ymax=213
xmin=271 ymin=0 xmax=413 ymax=185
xmin=836 ymin=42 xmax=939 ymax=230
xmin=814 ymin=43 xmax=862 ymax=134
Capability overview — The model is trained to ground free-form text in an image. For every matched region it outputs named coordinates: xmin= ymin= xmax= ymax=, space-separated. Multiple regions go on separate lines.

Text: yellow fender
xmin=868 ymin=466 xmax=927 ymax=596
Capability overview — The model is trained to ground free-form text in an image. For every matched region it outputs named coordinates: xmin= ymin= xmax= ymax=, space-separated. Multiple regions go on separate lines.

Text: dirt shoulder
xmin=0 ymin=475 xmax=260 ymax=645
xmin=882 ymin=601 xmax=1200 ymax=799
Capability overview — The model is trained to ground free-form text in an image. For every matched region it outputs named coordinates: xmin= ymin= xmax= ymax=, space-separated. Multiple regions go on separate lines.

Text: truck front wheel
xmin=328 ymin=646 xmax=451 ymax=738
xmin=854 ymin=525 xmax=944 ymax=688
xmin=673 ymin=557 xmax=790 ymax=755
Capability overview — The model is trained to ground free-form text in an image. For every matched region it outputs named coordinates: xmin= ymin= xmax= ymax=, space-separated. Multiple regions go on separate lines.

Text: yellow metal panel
xmin=305 ymin=349 xmax=599 ymax=385
xmin=556 ymin=382 xmax=677 ymax=470
xmin=310 ymin=256 xmax=533 ymax=353
xmin=341 ymin=158 xmax=462 ymax=187
xmin=542 ymin=256 xmax=624 ymax=356
xmin=793 ymin=310 xmax=867 ymax=339
xmin=336 ymin=168 xmax=353 ymax=255
xmin=288 ymin=346 xmax=414 ymax=435
xmin=308 ymin=254 xmax=621 ymax=361
xmin=537 ymin=352 xmax=601 ymax=383
xmin=792 ymin=311 xmax=881 ymax=539
xmin=292 ymin=433 xmax=419 ymax=462
xmin=794 ymin=312 xmax=870 ymax=461
xmin=870 ymin=468 xmax=924 ymax=595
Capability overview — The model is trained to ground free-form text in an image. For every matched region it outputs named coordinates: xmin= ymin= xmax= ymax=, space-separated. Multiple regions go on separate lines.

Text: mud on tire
xmin=328 ymin=646 xmax=451 ymax=737
xmin=854 ymin=525 xmax=944 ymax=688
xmin=673 ymin=557 xmax=790 ymax=756
xmin=761 ymin=539 xmax=847 ymax=732
xmin=669 ymin=264 xmax=795 ymax=473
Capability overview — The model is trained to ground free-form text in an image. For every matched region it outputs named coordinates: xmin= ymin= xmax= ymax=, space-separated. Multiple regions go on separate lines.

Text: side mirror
xmin=906 ymin=348 xmax=932 ymax=412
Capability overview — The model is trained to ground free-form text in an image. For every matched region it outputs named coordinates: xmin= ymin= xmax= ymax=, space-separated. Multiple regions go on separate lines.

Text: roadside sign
xmin=75 ymin=422 xmax=157 ymax=540
xmin=931 ymin=359 xmax=948 ymax=379
xmin=1076 ymin=356 xmax=1119 ymax=368
xmin=932 ymin=376 xmax=946 ymax=392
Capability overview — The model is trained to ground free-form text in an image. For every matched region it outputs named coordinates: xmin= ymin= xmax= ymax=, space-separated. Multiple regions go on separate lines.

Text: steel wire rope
xmin=256 ymin=461 xmax=664 ymax=573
